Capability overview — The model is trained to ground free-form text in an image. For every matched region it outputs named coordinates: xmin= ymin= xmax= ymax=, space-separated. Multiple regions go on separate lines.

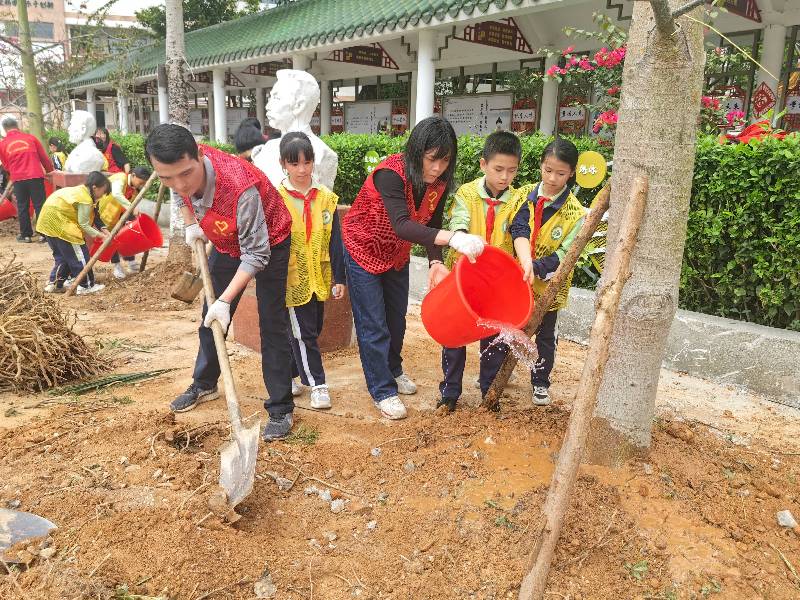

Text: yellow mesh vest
xmin=445 ymin=179 xmax=522 ymax=269
xmin=280 ymin=185 xmax=339 ymax=307
xmin=36 ymin=185 xmax=95 ymax=244
xmin=514 ymin=183 xmax=585 ymax=312
xmin=98 ymin=172 xmax=127 ymax=228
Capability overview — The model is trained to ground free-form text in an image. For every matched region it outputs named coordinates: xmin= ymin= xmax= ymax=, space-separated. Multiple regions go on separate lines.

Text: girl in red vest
xmin=95 ymin=127 xmax=130 ymax=174
xmin=342 ymin=116 xmax=486 ymax=419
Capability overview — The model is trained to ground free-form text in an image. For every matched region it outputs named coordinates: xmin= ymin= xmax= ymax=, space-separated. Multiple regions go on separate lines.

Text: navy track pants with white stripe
xmin=287 ymin=296 xmax=326 ymax=387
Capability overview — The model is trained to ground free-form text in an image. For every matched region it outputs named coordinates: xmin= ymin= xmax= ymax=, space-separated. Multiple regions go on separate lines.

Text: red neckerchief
xmin=285 ymin=186 xmax=318 ymax=242
xmin=531 ymin=195 xmax=548 ymax=255
xmin=484 ymin=198 xmax=501 ymax=243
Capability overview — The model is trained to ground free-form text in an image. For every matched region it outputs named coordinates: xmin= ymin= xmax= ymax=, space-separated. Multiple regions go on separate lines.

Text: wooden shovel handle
xmin=193 ymin=238 xmax=244 ymax=434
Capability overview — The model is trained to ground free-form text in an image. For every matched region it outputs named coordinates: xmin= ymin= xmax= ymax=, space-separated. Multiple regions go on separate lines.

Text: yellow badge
xmin=576 ymin=151 xmax=607 ymax=189
xmin=214 ymin=221 xmax=229 ymax=235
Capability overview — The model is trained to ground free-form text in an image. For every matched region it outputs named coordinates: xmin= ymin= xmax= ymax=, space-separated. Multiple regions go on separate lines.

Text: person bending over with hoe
xmin=102 ymin=166 xmax=152 ymax=280
xmin=145 ymin=124 xmax=296 ymax=441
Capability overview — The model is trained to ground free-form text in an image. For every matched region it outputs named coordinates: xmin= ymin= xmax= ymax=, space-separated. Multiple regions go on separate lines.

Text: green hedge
xmin=45 ymin=129 xmax=800 ymax=331
xmin=681 ymin=134 xmax=800 ymax=331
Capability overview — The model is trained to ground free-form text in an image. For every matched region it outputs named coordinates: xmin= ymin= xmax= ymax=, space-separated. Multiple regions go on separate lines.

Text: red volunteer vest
xmin=104 ymin=141 xmax=123 ymax=173
xmin=186 ymin=145 xmax=291 ymax=257
xmin=342 ymin=154 xmax=446 ymax=274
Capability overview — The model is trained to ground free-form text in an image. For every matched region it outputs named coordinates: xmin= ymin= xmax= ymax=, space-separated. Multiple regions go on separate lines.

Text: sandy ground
xmin=0 ymin=216 xmax=798 ymax=600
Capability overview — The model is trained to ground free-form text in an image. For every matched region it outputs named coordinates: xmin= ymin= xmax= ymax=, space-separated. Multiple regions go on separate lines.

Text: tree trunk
xmin=587 ymin=1 xmax=706 ymax=465
xmin=165 ymin=0 xmax=191 ymax=267
xmin=16 ymin=0 xmax=45 ymax=144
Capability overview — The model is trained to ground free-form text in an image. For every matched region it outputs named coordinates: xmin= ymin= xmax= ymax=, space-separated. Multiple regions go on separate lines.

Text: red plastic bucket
xmin=90 ymin=237 xmax=119 ymax=262
xmin=114 ymin=214 xmax=163 ymax=256
xmin=0 ymin=198 xmax=17 ymax=221
xmin=421 ymin=246 xmax=534 ymax=348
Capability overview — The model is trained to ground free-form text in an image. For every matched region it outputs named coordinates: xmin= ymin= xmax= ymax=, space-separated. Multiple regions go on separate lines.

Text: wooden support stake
xmin=481 ymin=183 xmax=611 ymax=410
xmin=518 ymin=176 xmax=649 ymax=600
xmin=139 ymin=182 xmax=166 ymax=272
xmin=65 ymin=172 xmax=157 ymax=296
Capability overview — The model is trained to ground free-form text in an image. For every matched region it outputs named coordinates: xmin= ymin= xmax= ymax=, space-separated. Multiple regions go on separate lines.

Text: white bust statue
xmin=64 ymin=110 xmax=105 ymax=173
xmin=252 ymin=69 xmax=338 ymax=190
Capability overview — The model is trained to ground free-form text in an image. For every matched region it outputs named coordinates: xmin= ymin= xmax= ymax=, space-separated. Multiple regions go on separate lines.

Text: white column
xmin=117 ymin=93 xmax=129 ymax=134
xmin=158 ymin=84 xmax=169 ymax=124
xmin=415 ymin=31 xmax=436 ymax=124
xmin=255 ymin=86 xmax=266 ymax=127
xmin=409 ymin=70 xmax=418 ymax=127
xmin=755 ymin=24 xmax=787 ymax=102
xmin=86 ymin=88 xmax=96 ymax=120
xmin=212 ymin=69 xmax=227 ymax=143
xmin=539 ymin=55 xmax=559 ymax=136
xmin=292 ymin=53 xmax=310 ymax=70
xmin=207 ymin=91 xmax=215 ymax=140
xmin=319 ymin=79 xmax=331 ymax=135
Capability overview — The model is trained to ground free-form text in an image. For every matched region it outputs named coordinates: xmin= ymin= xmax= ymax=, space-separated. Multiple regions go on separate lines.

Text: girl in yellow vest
xmin=278 ymin=132 xmax=346 ymax=410
xmin=48 ymin=137 xmax=68 ymax=171
xmin=511 ymin=138 xmax=585 ymax=406
xmin=36 ymin=171 xmax=111 ymax=295
xmin=438 ymin=131 xmax=525 ymax=412
xmin=102 ymin=166 xmax=151 ymax=279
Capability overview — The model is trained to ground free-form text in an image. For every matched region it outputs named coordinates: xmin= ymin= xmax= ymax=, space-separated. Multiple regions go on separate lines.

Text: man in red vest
xmin=145 ymin=124 xmax=295 ymax=441
xmin=0 ymin=115 xmax=53 ymax=243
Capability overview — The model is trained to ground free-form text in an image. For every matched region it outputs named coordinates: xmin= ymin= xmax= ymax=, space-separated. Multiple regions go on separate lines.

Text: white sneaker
xmin=395 ymin=374 xmax=417 ymax=395
xmin=474 ymin=377 xmax=480 ymax=389
xmin=126 ymin=260 xmax=140 ymax=274
xmin=291 ymin=378 xmax=304 ymax=397
xmin=77 ymin=283 xmax=105 ymax=295
xmin=44 ymin=282 xmax=57 ymax=293
xmin=377 ymin=395 xmax=407 ymax=420
xmin=533 ymin=386 xmax=551 ymax=406
xmin=113 ymin=263 xmax=126 ymax=279
xmin=310 ymin=385 xmax=331 ymax=409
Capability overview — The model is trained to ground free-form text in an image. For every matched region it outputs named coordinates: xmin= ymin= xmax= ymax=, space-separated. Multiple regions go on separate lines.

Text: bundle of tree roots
xmin=0 ymin=256 xmax=101 ymax=392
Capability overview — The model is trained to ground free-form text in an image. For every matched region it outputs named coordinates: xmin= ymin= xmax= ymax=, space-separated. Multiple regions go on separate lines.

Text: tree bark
xmin=587 ymin=0 xmax=705 ymax=464
xmin=165 ymin=0 xmax=190 ymax=267
xmin=16 ymin=0 xmax=45 ymax=144
xmin=481 ymin=184 xmax=610 ymax=410
xmin=518 ymin=176 xmax=648 ymax=600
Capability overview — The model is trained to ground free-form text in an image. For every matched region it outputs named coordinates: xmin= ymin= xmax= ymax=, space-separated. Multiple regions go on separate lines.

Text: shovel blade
xmin=219 ymin=418 xmax=261 ymax=508
xmin=170 ymin=272 xmax=204 ymax=303
xmin=0 ymin=509 xmax=57 ymax=560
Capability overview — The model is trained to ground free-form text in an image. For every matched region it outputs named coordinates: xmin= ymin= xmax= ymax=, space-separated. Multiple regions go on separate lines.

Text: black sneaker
xmin=170 ymin=383 xmax=219 ymax=413
xmin=262 ymin=414 xmax=293 ymax=441
xmin=436 ymin=397 xmax=458 ymax=413
xmin=16 ymin=235 xmax=32 ymax=243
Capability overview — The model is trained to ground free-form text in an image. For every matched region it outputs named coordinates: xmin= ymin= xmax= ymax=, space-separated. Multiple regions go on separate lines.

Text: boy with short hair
xmin=437 ymin=131 xmax=524 ymax=412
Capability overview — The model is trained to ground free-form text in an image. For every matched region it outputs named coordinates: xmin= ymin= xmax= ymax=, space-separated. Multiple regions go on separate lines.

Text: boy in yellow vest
xmin=277 ymin=132 xmax=345 ymax=410
xmin=511 ymin=138 xmax=585 ymax=406
xmin=36 ymin=171 xmax=111 ymax=295
xmin=438 ymin=131 xmax=524 ymax=412
xmin=101 ymin=166 xmax=151 ymax=279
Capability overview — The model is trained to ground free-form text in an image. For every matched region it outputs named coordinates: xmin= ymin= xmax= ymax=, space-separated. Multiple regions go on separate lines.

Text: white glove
xmin=448 ymin=231 xmax=486 ymax=263
xmin=185 ymin=223 xmax=207 ymax=245
xmin=204 ymin=299 xmax=231 ymax=331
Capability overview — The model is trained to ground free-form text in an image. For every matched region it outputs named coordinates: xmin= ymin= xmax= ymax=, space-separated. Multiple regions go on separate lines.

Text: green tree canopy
xmin=136 ymin=0 xmax=262 ymax=38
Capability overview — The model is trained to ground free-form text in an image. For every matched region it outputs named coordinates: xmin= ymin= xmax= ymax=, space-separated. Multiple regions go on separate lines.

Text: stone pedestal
xmin=231 ymin=205 xmax=355 ymax=354
xmin=47 ymin=171 xmax=88 ymax=190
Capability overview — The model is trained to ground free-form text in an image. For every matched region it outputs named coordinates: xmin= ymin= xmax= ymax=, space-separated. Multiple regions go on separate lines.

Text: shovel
xmin=1 ymin=508 xmax=57 ymax=565
xmin=171 ymin=242 xmax=211 ymax=303
xmin=192 ymin=238 xmax=260 ymax=509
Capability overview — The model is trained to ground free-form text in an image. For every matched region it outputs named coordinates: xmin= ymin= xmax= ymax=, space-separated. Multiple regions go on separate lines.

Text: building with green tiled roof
xmin=64 ymin=0 xmax=799 ymax=140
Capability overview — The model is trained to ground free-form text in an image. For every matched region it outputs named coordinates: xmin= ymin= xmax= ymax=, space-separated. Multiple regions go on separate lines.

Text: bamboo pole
xmin=481 ymin=183 xmax=611 ymax=410
xmin=138 ymin=183 xmax=166 ymax=272
xmin=65 ymin=172 xmax=157 ymax=296
xmin=518 ymin=176 xmax=649 ymax=600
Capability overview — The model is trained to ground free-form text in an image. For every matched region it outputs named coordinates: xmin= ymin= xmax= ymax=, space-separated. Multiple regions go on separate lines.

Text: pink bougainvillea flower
xmin=546 ymin=65 xmax=560 ymax=77
xmin=607 ymin=86 xmax=620 ymax=96
xmin=562 ymin=45 xmax=575 ymax=55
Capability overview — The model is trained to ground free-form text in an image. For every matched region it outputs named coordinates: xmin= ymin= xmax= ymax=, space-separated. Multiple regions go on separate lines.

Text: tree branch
xmin=672 ymin=0 xmax=705 ymax=18
xmin=0 ymin=35 xmax=22 ymax=52
xmin=649 ymin=0 xmax=678 ymax=37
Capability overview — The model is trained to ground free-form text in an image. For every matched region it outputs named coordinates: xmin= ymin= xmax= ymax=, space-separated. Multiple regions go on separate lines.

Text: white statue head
xmin=266 ymin=69 xmax=320 ymax=133
xmin=68 ymin=110 xmax=97 ymax=144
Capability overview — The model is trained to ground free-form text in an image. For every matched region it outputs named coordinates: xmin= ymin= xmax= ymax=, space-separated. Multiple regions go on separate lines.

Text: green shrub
xmin=681 ymin=134 xmax=800 ymax=331
xmin=46 ymin=128 xmax=800 ymax=331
